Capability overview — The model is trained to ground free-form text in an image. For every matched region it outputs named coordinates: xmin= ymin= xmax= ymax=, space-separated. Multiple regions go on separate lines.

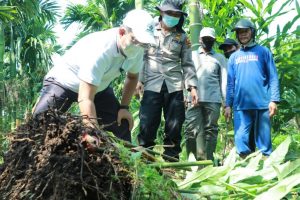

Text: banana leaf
xmin=254 ymin=173 xmax=300 ymax=200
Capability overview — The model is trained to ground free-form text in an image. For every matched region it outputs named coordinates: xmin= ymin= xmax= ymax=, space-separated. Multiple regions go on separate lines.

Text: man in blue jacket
xmin=224 ymin=19 xmax=280 ymax=157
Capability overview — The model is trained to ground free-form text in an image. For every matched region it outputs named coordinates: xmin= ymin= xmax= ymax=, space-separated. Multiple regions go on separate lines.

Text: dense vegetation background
xmin=0 ymin=0 xmax=299 ymax=198
xmin=0 ymin=0 xmax=299 ymax=155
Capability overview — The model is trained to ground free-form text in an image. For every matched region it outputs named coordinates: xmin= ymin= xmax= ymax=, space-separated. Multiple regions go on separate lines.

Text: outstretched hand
xmin=117 ymin=109 xmax=134 ymax=131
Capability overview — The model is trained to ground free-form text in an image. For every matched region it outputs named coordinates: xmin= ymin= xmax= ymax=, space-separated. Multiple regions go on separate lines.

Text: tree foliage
xmin=0 ymin=0 xmax=299 ymax=156
xmin=0 ymin=0 xmax=60 ymax=133
xmin=0 ymin=0 xmax=299 ymax=198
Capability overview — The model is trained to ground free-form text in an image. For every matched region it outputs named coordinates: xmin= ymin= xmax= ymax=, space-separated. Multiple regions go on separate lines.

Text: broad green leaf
xmin=234 ymin=182 xmax=261 ymax=190
xmin=274 ymin=24 xmax=281 ymax=47
xmin=294 ymin=166 xmax=300 ymax=174
xmin=223 ymin=147 xmax=238 ymax=168
xmin=178 ymin=165 xmax=230 ymax=189
xmin=246 ymin=152 xmax=262 ymax=170
xmin=211 ymin=0 xmax=217 ymax=13
xmin=237 ymin=175 xmax=264 ymax=185
xmin=239 ymin=0 xmax=259 ymax=17
xmin=256 ymin=0 xmax=263 ymax=15
xmin=179 ymin=165 xmax=213 ymax=189
xmin=219 ymin=180 xmax=256 ymax=197
xmin=197 ymin=184 xmax=227 ymax=196
xmin=296 ymin=0 xmax=300 ymax=15
xmin=264 ymin=136 xmax=291 ymax=168
xmin=273 ymin=0 xmax=294 ymax=16
xmin=278 ymin=159 xmax=300 ymax=180
xmin=263 ymin=0 xmax=277 ymax=15
xmin=180 ymin=192 xmax=201 ymax=200
xmin=233 ymin=151 xmax=261 ymax=168
xmin=255 ymin=182 xmax=277 ymax=194
xmin=282 ymin=21 xmax=292 ymax=34
xmin=289 ymin=15 xmax=300 ymax=30
xmin=228 ymin=167 xmax=257 ymax=184
xmin=256 ymin=162 xmax=290 ymax=181
xmin=265 ymin=10 xmax=290 ymax=27
xmin=263 ymin=0 xmax=293 ymax=33
xmin=254 ymin=174 xmax=300 ymax=200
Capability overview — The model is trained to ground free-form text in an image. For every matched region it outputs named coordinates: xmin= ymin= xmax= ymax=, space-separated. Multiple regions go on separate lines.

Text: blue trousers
xmin=234 ymin=109 xmax=272 ymax=156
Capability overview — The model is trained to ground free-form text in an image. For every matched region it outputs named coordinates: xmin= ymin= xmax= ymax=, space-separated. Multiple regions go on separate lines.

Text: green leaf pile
xmin=177 ymin=136 xmax=300 ymax=199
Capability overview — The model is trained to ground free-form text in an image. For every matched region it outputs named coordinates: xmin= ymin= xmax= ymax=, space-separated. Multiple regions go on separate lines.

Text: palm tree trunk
xmin=188 ymin=0 xmax=202 ymax=51
xmin=9 ymin=23 xmax=16 ymax=130
xmin=0 ymin=21 xmax=4 ymax=131
xmin=9 ymin=23 xmax=16 ymax=78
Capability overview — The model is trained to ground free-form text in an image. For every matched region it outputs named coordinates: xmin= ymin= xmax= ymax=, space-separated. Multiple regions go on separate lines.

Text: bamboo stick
xmin=149 ymin=160 xmax=213 ymax=168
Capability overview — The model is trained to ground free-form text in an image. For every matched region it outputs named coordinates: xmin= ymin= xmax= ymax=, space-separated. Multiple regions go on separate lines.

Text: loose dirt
xmin=0 ymin=110 xmax=132 ymax=200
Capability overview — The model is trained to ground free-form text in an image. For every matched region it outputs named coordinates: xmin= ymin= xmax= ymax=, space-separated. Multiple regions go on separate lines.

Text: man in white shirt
xmin=32 ymin=9 xmax=156 ymax=142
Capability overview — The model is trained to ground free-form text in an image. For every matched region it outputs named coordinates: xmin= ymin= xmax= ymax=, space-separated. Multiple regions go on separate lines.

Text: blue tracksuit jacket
xmin=225 ymin=44 xmax=280 ymax=110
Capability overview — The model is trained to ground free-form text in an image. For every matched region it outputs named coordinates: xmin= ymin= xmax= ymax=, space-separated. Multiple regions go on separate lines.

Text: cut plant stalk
xmin=91 ymin=125 xmax=179 ymax=162
xmin=149 ymin=160 xmax=213 ymax=168
xmin=222 ymin=121 xmax=229 ymax=165
xmin=117 ymin=138 xmax=179 ymax=162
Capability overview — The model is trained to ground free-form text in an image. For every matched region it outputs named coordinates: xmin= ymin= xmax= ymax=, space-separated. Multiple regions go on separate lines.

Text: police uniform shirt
xmin=139 ymin=23 xmax=198 ymax=93
xmin=46 ymin=28 xmax=143 ymax=93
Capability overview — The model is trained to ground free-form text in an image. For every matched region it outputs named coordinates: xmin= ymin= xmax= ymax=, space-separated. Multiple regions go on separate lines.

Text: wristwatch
xmin=119 ymin=105 xmax=129 ymax=110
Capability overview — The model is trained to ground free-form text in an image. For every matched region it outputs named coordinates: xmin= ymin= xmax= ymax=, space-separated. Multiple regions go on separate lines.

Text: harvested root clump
xmin=0 ymin=110 xmax=132 ymax=200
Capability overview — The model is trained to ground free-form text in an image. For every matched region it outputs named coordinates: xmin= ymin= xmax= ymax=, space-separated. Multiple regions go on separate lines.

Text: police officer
xmin=224 ymin=19 xmax=280 ymax=157
xmin=32 ymin=9 xmax=156 ymax=142
xmin=136 ymin=0 xmax=198 ymax=161
xmin=219 ymin=38 xmax=239 ymax=59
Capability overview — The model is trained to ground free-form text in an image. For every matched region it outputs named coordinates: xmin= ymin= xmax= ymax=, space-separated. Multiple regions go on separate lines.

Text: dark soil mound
xmin=0 ymin=110 xmax=132 ymax=200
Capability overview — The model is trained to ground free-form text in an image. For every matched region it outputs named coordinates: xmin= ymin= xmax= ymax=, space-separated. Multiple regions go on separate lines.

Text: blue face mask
xmin=162 ymin=14 xmax=180 ymax=28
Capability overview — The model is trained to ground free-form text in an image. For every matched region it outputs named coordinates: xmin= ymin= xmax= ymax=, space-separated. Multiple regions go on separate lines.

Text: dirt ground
xmin=0 ymin=110 xmax=132 ymax=200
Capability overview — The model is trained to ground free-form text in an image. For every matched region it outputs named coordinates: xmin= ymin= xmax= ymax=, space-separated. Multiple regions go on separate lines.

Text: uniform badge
xmin=185 ymin=37 xmax=191 ymax=48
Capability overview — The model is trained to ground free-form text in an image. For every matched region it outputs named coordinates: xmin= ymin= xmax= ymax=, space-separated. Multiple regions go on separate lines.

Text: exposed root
xmin=0 ymin=109 xmax=132 ymax=199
